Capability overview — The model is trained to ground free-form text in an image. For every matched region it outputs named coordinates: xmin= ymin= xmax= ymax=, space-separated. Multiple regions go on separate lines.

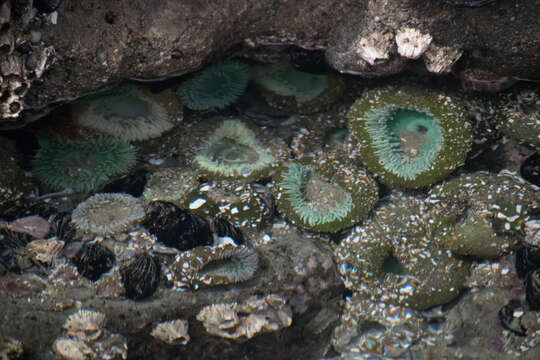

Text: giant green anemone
xmin=251 ymin=57 xmax=344 ymax=114
xmin=32 ymin=137 xmax=136 ymax=192
xmin=185 ymin=117 xmax=289 ymax=181
xmin=178 ymin=60 xmax=249 ymax=110
xmin=72 ymin=83 xmax=182 ymax=141
xmin=347 ymin=86 xmax=471 ymax=188
xmin=272 ymin=153 xmax=378 ymax=233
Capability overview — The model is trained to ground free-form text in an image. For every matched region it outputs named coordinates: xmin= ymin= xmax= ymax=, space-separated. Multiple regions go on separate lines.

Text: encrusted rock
xmin=0 ymin=336 xmax=24 ymax=359
xmin=423 ymin=43 xmax=462 ymax=74
xmin=26 ymin=238 xmax=64 ymax=264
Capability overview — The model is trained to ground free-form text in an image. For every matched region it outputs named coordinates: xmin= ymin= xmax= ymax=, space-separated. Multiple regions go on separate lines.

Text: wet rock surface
xmin=1 ymin=0 xmax=539 ymax=125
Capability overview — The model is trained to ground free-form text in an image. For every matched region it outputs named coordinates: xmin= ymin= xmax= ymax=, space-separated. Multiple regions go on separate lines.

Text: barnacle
xmin=32 ymin=137 xmax=136 ymax=192
xmin=72 ymin=83 xmax=182 ymax=142
xmin=189 ymin=118 xmax=288 ymax=181
xmin=347 ymin=86 xmax=471 ymax=188
xmin=251 ymin=57 xmax=343 ymax=114
xmin=272 ymin=153 xmax=378 ymax=233
xmin=170 ymin=244 xmax=259 ymax=289
xmin=178 ymin=60 xmax=249 ymax=110
xmin=71 ymin=193 xmax=145 ymax=236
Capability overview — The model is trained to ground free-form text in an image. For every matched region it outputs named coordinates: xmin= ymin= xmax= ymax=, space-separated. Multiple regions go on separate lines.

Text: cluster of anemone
xmin=71 ymin=83 xmax=182 ymax=142
xmin=347 ymin=85 xmax=471 ymax=188
xmin=32 ymin=137 xmax=136 ymax=192
xmin=272 ymin=152 xmax=378 ymax=233
xmin=251 ymin=57 xmax=344 ymax=114
xmin=178 ymin=60 xmax=249 ymax=110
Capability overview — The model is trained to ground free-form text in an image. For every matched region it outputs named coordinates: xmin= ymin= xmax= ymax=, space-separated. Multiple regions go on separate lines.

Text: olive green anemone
xmin=336 ymin=193 xmax=470 ymax=310
xmin=272 ymin=153 xmax=378 ymax=233
xmin=178 ymin=60 xmax=249 ymax=110
xmin=72 ymin=83 xmax=182 ymax=142
xmin=497 ymin=88 xmax=540 ymax=148
xmin=32 ymin=137 xmax=136 ymax=192
xmin=183 ymin=117 xmax=289 ymax=181
xmin=348 ymin=86 xmax=471 ymax=188
xmin=251 ymin=57 xmax=344 ymax=114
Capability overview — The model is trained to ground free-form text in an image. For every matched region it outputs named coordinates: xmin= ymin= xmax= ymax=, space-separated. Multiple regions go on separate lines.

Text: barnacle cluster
xmin=347 ymin=86 xmax=471 ymax=188
xmin=251 ymin=57 xmax=344 ymax=114
xmin=178 ymin=60 xmax=249 ymax=110
xmin=32 ymin=137 xmax=136 ymax=192
xmin=272 ymin=153 xmax=378 ymax=233
xmin=72 ymin=83 xmax=182 ymax=142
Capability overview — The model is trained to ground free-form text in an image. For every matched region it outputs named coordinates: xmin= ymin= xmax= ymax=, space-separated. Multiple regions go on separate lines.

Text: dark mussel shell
xmin=515 ymin=244 xmax=540 ymax=279
xmin=498 ymin=299 xmax=527 ymax=336
xmin=143 ymin=201 xmax=213 ymax=251
xmin=34 ymin=0 xmax=64 ymax=13
xmin=213 ymin=216 xmax=245 ymax=246
xmin=526 ymin=269 xmax=540 ymax=311
xmin=49 ymin=212 xmax=76 ymax=243
xmin=120 ymin=253 xmax=161 ymax=300
xmin=521 ymin=153 xmax=540 ymax=187
xmin=72 ymin=242 xmax=115 ymax=281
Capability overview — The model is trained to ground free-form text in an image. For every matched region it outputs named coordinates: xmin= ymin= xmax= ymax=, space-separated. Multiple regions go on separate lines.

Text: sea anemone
xmin=347 ymin=85 xmax=471 ymax=188
xmin=120 ymin=252 xmax=161 ymax=300
xmin=186 ymin=117 xmax=288 ymax=181
xmin=72 ymin=83 xmax=182 ymax=142
xmin=32 ymin=137 xmax=136 ymax=192
xmin=71 ymin=193 xmax=145 ymax=236
xmin=497 ymin=88 xmax=540 ymax=148
xmin=272 ymin=153 xmax=378 ymax=233
xmin=178 ymin=60 xmax=249 ymax=110
xmin=171 ymin=244 xmax=259 ymax=289
xmin=251 ymin=57 xmax=344 ymax=114
xmin=142 ymin=201 xmax=213 ymax=251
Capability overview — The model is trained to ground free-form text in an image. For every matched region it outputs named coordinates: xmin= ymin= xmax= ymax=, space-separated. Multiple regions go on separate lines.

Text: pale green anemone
xmin=72 ymin=83 xmax=182 ymax=141
xmin=348 ymin=86 xmax=471 ymax=188
xmin=186 ymin=117 xmax=289 ymax=181
xmin=178 ymin=60 xmax=249 ymax=110
xmin=272 ymin=153 xmax=378 ymax=233
xmin=251 ymin=57 xmax=343 ymax=114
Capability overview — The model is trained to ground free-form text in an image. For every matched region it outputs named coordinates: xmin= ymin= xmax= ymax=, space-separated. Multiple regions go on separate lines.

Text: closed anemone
xmin=282 ymin=162 xmax=353 ymax=226
xmin=195 ymin=119 xmax=276 ymax=179
xmin=72 ymin=83 xmax=181 ymax=141
xmin=32 ymin=137 xmax=136 ymax=192
xmin=197 ymin=246 xmax=259 ymax=284
xmin=178 ymin=60 xmax=249 ymax=110
xmin=348 ymin=86 xmax=471 ymax=188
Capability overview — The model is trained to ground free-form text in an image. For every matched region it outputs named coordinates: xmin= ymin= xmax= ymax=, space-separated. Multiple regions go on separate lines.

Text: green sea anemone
xmin=184 ymin=117 xmax=289 ymax=181
xmin=272 ymin=153 xmax=378 ymax=233
xmin=171 ymin=244 xmax=259 ymax=289
xmin=72 ymin=83 xmax=182 ymax=142
xmin=178 ymin=60 xmax=249 ymax=110
xmin=348 ymin=86 xmax=471 ymax=188
xmin=183 ymin=179 xmax=272 ymax=230
xmin=71 ymin=193 xmax=145 ymax=236
xmin=336 ymin=193 xmax=470 ymax=310
xmin=497 ymin=88 xmax=540 ymax=148
xmin=32 ymin=137 xmax=136 ymax=192
xmin=251 ymin=57 xmax=343 ymax=114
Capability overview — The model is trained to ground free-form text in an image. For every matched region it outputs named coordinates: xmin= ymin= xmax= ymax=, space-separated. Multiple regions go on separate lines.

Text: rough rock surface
xmin=0 ymin=228 xmax=343 ymax=360
xmin=1 ymin=0 xmax=539 ymax=126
